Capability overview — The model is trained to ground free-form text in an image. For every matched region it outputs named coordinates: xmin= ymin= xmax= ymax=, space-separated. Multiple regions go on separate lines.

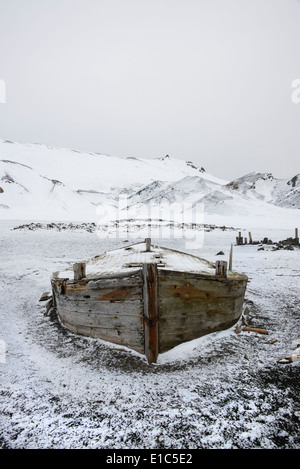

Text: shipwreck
xmin=50 ymin=239 xmax=248 ymax=363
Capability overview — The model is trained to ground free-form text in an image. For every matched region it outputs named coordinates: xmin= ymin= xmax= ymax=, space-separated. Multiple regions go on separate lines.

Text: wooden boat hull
xmin=157 ymin=269 xmax=247 ymax=353
xmin=51 ymin=262 xmax=247 ymax=363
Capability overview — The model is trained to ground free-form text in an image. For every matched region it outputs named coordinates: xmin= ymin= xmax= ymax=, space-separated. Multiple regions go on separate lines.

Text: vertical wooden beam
xmin=236 ymin=232 xmax=243 ymax=245
xmin=295 ymin=228 xmax=299 ymax=244
xmin=52 ymin=287 xmax=57 ymax=307
xmin=229 ymin=244 xmax=233 ymax=271
xmin=73 ymin=262 xmax=86 ymax=281
xmin=142 ymin=263 xmax=159 ymax=364
xmin=215 ymin=260 xmax=228 ymax=278
xmin=145 ymin=238 xmax=151 ymax=252
xmin=248 ymin=232 xmax=252 ymax=244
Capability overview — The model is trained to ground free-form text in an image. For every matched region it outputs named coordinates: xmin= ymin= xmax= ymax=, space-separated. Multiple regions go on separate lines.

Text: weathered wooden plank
xmin=58 ymin=283 xmax=143 ymax=302
xmin=88 ymin=273 xmax=143 ymax=289
xmin=242 ymin=327 xmax=269 ymax=335
xmin=59 ymin=286 xmax=142 ymax=303
xmin=60 ymin=317 xmax=144 ymax=353
xmin=57 ymin=297 xmax=143 ymax=315
xmin=158 ymin=275 xmax=246 ymax=301
xmin=158 ymin=296 xmax=244 ymax=317
xmin=143 ymin=263 xmax=159 ymax=364
xmin=60 ymin=277 xmax=143 ymax=291
xmin=58 ymin=307 xmax=144 ymax=329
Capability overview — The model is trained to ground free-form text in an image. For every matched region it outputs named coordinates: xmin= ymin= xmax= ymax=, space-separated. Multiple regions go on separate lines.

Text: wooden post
xmin=229 ymin=244 xmax=233 ymax=271
xmin=244 ymin=237 xmax=247 ymax=244
xmin=215 ymin=260 xmax=228 ymax=278
xmin=295 ymin=228 xmax=299 ymax=244
xmin=145 ymin=238 xmax=151 ymax=252
xmin=142 ymin=263 xmax=159 ymax=364
xmin=236 ymin=232 xmax=243 ymax=245
xmin=73 ymin=262 xmax=86 ymax=281
xmin=248 ymin=232 xmax=252 ymax=244
xmin=52 ymin=287 xmax=57 ymax=307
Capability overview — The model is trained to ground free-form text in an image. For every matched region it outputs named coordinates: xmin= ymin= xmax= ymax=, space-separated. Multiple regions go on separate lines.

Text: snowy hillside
xmin=0 ymin=139 xmax=299 ymax=229
xmin=227 ymin=172 xmax=300 ymax=209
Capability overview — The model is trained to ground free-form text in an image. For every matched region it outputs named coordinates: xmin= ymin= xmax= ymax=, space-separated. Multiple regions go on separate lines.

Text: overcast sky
xmin=0 ymin=0 xmax=300 ymax=180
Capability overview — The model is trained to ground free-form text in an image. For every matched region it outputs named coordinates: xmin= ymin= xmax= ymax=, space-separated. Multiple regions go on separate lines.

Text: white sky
xmin=0 ymin=0 xmax=300 ymax=180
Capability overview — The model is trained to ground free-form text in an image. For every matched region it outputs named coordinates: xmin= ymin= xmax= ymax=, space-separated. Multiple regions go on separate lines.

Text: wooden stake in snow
xmin=145 ymin=238 xmax=151 ymax=252
xmin=229 ymin=244 xmax=233 ymax=271
xmin=248 ymin=232 xmax=253 ymax=244
xmin=295 ymin=228 xmax=299 ymax=244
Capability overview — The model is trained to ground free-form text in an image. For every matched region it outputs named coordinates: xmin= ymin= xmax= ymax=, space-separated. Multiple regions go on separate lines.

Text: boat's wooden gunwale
xmin=51 ymin=267 xmax=248 ymax=285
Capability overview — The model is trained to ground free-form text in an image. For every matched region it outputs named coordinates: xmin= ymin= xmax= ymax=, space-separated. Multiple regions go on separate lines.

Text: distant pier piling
xmin=236 ymin=231 xmax=252 ymax=246
xmin=235 ymin=228 xmax=299 ymax=247
xmin=236 ymin=232 xmax=244 ymax=245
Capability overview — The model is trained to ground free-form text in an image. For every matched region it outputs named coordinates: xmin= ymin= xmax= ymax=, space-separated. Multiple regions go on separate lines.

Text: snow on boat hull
xmin=51 ymin=241 xmax=248 ymax=363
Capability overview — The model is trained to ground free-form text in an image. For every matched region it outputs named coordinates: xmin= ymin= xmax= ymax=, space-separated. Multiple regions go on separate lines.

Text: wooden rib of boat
xmin=51 ymin=239 xmax=248 ymax=363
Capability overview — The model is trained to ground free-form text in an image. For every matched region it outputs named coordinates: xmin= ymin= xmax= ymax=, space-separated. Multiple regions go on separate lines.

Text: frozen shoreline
xmin=0 ymin=220 xmax=299 ymax=449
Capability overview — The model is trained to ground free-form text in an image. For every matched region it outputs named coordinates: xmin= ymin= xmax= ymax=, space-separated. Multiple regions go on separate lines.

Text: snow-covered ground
xmin=0 ymin=220 xmax=299 ymax=449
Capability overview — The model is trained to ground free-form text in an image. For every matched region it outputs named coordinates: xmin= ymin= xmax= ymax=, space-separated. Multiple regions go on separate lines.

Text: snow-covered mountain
xmin=0 ymin=139 xmax=299 ymax=229
xmin=227 ymin=172 xmax=300 ymax=209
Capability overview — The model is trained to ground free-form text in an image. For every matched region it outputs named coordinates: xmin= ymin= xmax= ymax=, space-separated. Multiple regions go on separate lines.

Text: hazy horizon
xmin=1 ymin=0 xmax=300 ymax=180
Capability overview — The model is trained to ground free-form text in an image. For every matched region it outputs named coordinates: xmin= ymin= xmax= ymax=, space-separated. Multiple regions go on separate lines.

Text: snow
xmin=0 ymin=220 xmax=299 ymax=449
xmin=0 ymin=140 xmax=227 ymax=222
xmin=55 ymin=241 xmax=216 ymax=278
xmin=1 ymin=139 xmax=299 ymax=225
